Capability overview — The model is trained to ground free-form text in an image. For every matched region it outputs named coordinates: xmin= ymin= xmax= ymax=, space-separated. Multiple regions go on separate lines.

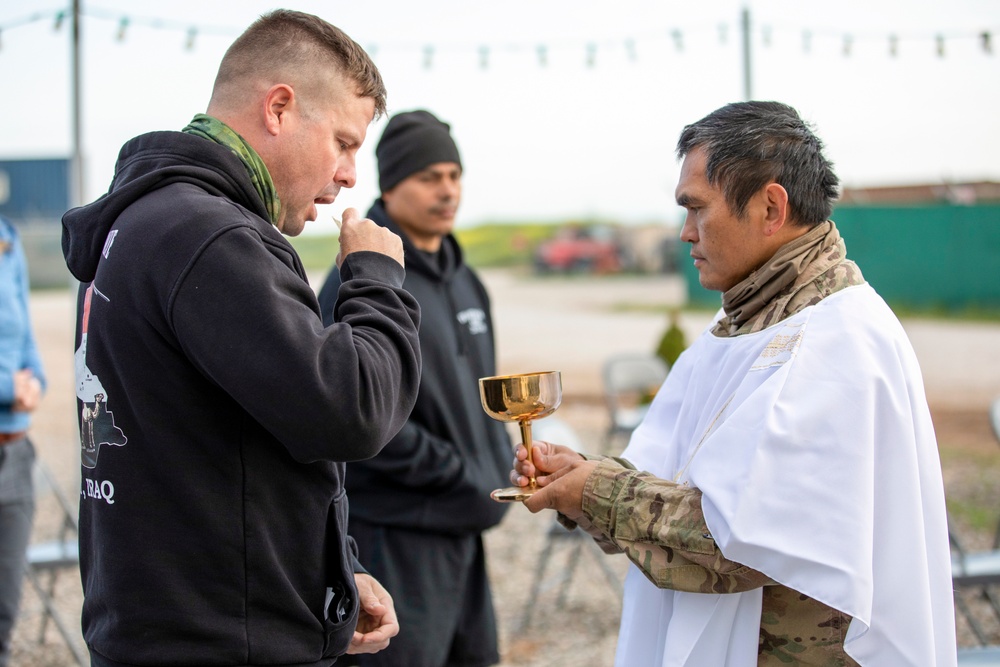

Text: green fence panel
xmin=681 ymin=204 xmax=1000 ymax=314
xmin=678 ymin=242 xmax=720 ymax=311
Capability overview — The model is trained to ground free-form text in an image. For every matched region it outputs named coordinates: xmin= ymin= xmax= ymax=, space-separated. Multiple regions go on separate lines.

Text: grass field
xmin=288 ymin=221 xmax=595 ymax=272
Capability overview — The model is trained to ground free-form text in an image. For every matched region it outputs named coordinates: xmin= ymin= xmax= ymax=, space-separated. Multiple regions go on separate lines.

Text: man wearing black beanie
xmin=318 ymin=110 xmax=511 ymax=667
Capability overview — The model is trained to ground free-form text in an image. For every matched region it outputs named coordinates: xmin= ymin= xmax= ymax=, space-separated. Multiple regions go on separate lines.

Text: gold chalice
xmin=479 ymin=370 xmax=562 ymax=502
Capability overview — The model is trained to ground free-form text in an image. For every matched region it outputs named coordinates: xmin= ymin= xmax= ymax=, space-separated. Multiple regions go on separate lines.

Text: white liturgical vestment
xmin=616 ymin=284 xmax=956 ymax=666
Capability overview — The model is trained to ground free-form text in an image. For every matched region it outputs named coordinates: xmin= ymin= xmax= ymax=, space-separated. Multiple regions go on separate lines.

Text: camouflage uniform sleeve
xmin=576 ymin=458 xmax=773 ymax=593
xmin=554 ymin=454 xmax=631 ymax=554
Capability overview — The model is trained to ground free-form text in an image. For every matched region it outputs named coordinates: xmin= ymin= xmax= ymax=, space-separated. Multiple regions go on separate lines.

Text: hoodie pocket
xmin=322 ymin=488 xmax=360 ymax=658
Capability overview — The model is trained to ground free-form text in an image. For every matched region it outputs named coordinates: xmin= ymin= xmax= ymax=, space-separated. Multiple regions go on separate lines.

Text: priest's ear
xmin=762 ymin=182 xmax=790 ymax=237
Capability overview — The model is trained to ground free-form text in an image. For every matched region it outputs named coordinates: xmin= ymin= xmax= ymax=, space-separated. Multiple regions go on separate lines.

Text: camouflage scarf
xmin=712 ymin=220 xmax=864 ymax=337
xmin=182 ymin=114 xmax=281 ymax=225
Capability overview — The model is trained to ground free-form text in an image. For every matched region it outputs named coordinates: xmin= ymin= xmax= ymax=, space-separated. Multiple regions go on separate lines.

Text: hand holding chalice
xmin=478 ymin=370 xmax=562 ymax=502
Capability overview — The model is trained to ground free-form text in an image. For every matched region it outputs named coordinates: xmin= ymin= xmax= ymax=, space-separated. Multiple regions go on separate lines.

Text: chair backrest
xmin=990 ymin=396 xmax=1000 ymax=445
xmin=602 ymin=353 xmax=669 ymax=404
xmin=25 ymin=460 xmax=86 ymax=666
xmin=958 ymin=645 xmax=1000 ymax=665
xmin=32 ymin=460 xmax=79 ymax=537
xmin=532 ymin=415 xmax=586 ymax=452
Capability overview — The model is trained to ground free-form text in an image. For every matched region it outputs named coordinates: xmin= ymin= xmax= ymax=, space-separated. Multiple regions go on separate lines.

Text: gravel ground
xmin=10 ymin=268 xmax=1000 ymax=666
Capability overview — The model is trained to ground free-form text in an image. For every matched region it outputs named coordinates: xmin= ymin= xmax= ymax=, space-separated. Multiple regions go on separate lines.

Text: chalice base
xmin=490 ymin=485 xmax=537 ymax=503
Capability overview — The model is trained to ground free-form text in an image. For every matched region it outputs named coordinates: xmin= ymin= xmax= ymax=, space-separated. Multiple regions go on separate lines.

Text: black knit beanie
xmin=376 ymin=110 xmax=462 ymax=193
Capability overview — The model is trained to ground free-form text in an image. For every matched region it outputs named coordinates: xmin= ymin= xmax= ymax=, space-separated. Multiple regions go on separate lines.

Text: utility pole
xmin=71 ymin=0 xmax=83 ymax=207
xmin=741 ymin=5 xmax=752 ymax=101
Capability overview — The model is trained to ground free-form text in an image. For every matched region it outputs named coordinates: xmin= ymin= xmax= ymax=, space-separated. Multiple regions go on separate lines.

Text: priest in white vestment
xmin=508 ymin=101 xmax=957 ymax=667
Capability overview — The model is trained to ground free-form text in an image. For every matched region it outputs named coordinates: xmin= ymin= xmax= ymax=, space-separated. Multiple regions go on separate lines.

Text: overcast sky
xmin=1 ymin=0 xmax=998 ymax=234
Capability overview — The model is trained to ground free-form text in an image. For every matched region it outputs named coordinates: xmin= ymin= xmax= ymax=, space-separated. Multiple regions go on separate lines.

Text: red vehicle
xmin=533 ymin=225 xmax=624 ymax=274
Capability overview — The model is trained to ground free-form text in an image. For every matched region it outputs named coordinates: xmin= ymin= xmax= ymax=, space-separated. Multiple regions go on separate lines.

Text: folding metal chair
xmin=518 ymin=520 xmax=623 ymax=634
xmin=991 ymin=396 xmax=1000 ymax=550
xmin=950 ymin=399 xmax=1000 ymax=647
xmin=952 ymin=529 xmax=1000 ymax=645
xmin=991 ymin=397 xmax=1000 ymax=447
xmin=600 ymin=353 xmax=669 ymax=453
xmin=517 ymin=417 xmax=623 ymax=633
xmin=23 ymin=460 xmax=86 ymax=666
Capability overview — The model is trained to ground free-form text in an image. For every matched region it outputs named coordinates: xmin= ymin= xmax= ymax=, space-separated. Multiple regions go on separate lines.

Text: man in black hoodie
xmin=61 ymin=11 xmax=421 ymax=667
xmin=318 ymin=110 xmax=511 ymax=667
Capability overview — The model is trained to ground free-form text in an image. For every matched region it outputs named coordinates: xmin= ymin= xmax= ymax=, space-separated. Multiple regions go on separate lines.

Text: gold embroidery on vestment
xmin=750 ymin=322 xmax=806 ymax=370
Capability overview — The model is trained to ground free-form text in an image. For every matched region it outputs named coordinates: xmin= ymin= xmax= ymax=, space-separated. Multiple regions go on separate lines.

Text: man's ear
xmin=263 ymin=84 xmax=294 ymax=136
xmin=762 ymin=182 xmax=790 ymax=237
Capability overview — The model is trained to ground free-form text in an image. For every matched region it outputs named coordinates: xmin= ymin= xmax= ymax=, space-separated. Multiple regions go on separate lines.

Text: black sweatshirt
xmin=318 ymin=200 xmax=510 ymax=537
xmin=61 ymin=132 xmax=421 ymax=667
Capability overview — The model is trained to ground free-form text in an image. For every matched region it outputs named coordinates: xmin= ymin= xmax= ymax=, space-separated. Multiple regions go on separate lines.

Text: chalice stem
xmin=519 ymin=420 xmax=536 ymax=489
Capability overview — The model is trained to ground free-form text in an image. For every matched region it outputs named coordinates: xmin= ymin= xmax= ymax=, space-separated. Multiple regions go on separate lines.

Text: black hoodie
xmin=61 ymin=131 xmax=421 ymax=667
xmin=318 ymin=200 xmax=510 ymax=535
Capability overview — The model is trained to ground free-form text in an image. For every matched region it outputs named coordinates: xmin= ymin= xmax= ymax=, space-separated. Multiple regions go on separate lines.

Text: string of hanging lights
xmin=0 ymin=6 xmax=994 ymax=63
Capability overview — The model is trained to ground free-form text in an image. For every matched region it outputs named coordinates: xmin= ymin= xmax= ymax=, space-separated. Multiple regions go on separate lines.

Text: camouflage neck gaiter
xmin=182 ymin=114 xmax=281 ymax=225
xmin=713 ymin=221 xmax=857 ymax=337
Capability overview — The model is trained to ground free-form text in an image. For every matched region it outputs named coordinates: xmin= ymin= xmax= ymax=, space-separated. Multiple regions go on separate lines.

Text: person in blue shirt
xmin=0 ymin=215 xmax=46 ymax=667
